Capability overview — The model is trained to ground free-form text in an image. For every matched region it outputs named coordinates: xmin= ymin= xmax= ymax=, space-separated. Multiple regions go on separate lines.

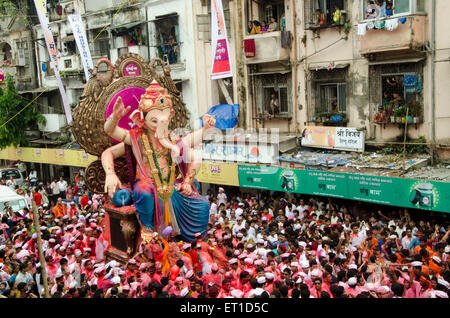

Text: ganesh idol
xmin=101 ymin=80 xmax=216 ymax=242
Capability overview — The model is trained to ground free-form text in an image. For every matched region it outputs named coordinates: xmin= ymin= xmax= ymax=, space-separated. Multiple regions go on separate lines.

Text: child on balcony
xmin=386 ymin=1 xmax=394 ymax=17
xmin=366 ymin=1 xmax=379 ymax=19
xmin=333 ymin=5 xmax=342 ymax=25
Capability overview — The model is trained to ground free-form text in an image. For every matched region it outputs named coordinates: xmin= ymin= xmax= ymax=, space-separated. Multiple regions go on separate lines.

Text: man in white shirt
xmin=209 ymin=197 xmax=218 ymax=216
xmin=29 ymin=168 xmax=38 ymax=187
xmin=24 ymin=190 xmax=32 ymax=209
xmin=232 ymin=217 xmax=245 ymax=236
xmin=57 ymin=176 xmax=68 ymax=199
xmin=401 ymin=228 xmax=413 ymax=250
xmin=297 ymin=199 xmax=307 ymax=219
xmin=6 ymin=176 xmax=16 ymax=190
xmin=217 ymin=187 xmax=227 ymax=207
xmin=350 ymin=223 xmax=367 ymax=248
xmin=235 ymin=203 xmax=244 ymax=218
xmin=50 ymin=178 xmax=60 ymax=204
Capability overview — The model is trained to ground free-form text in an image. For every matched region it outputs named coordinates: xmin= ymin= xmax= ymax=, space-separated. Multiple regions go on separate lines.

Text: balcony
xmin=58 ymin=55 xmax=83 ymax=74
xmin=39 ymin=114 xmax=67 ymax=133
xmin=359 ymin=15 xmax=428 ymax=55
xmin=244 ymin=31 xmax=290 ymax=65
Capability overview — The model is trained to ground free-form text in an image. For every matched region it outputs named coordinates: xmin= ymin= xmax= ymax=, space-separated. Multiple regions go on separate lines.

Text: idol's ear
xmin=130 ymin=110 xmax=145 ymax=128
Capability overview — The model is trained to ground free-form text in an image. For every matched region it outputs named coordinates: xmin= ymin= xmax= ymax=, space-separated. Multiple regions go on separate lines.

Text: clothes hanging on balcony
xmin=281 ymin=31 xmax=292 ymax=48
xmin=385 ymin=19 xmax=399 ymax=31
xmin=244 ymin=39 xmax=255 ymax=58
xmin=357 ymin=23 xmax=367 ymax=36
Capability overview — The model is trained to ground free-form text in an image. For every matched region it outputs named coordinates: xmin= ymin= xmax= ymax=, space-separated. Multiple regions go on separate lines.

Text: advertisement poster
xmin=196 ymin=162 xmax=239 ymax=186
xmin=211 ymin=0 xmax=232 ymax=79
xmin=301 ymin=126 xmax=364 ymax=152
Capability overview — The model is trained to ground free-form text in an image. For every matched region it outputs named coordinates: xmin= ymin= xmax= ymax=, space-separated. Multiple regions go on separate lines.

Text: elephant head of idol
xmin=130 ymin=80 xmax=179 ymax=158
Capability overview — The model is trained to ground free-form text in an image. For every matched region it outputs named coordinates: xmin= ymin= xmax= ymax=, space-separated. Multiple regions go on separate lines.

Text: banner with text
xmin=68 ymin=14 xmax=94 ymax=81
xmin=202 ymin=142 xmax=278 ymax=164
xmin=237 ymin=165 xmax=450 ymax=213
xmin=196 ymin=162 xmax=239 ymax=186
xmin=301 ymin=126 xmax=364 ymax=152
xmin=0 ymin=147 xmax=97 ymax=168
xmin=211 ymin=0 xmax=232 ymax=79
xmin=34 ymin=0 xmax=72 ymax=124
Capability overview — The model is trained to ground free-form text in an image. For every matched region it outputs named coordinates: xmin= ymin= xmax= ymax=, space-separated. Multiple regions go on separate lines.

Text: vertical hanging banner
xmin=211 ymin=0 xmax=233 ymax=79
xmin=68 ymin=14 xmax=94 ymax=81
xmin=34 ymin=0 xmax=73 ymax=125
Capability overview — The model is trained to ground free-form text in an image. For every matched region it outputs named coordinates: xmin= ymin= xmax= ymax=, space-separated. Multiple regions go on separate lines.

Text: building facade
xmin=238 ymin=0 xmax=450 ymax=159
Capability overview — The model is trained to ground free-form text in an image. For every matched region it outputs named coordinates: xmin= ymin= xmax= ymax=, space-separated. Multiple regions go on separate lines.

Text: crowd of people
xmin=1 ymin=168 xmax=450 ymax=298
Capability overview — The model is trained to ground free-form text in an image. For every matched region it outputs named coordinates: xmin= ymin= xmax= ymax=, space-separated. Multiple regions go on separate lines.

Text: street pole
xmin=31 ymin=199 xmax=50 ymax=298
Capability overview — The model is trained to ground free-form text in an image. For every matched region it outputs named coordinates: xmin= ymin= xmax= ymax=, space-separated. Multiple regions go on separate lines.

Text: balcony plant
xmin=408 ymin=101 xmax=423 ymax=124
xmin=393 ymin=106 xmax=406 ymax=123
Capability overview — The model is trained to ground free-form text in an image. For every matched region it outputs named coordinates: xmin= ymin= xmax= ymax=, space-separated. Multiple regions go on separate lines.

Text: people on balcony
xmin=366 ymin=1 xmax=380 ymax=19
xmin=249 ymin=20 xmax=261 ymax=34
xmin=261 ymin=21 xmax=269 ymax=33
xmin=386 ymin=1 xmax=394 ymax=17
xmin=268 ymin=17 xmax=279 ymax=32
xmin=310 ymin=9 xmax=327 ymax=29
xmin=377 ymin=0 xmax=387 ymax=18
xmin=333 ymin=5 xmax=342 ymax=25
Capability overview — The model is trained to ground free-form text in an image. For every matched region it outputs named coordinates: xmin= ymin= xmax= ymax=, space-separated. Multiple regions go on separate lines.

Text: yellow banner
xmin=196 ymin=162 xmax=239 ymax=187
xmin=0 ymin=147 xmax=97 ymax=168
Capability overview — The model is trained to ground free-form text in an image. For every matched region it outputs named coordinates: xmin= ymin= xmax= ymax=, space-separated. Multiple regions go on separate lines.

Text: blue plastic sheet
xmin=200 ymin=104 xmax=240 ymax=130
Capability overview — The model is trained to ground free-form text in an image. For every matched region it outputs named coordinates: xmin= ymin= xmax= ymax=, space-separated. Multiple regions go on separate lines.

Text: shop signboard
xmin=196 ymin=162 xmax=239 ymax=187
xmin=237 ymin=165 xmax=450 ymax=213
xmin=202 ymin=142 xmax=278 ymax=164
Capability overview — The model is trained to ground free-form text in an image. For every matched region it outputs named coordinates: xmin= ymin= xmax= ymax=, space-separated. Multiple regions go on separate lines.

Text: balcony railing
xmin=359 ymin=15 xmax=428 ymax=55
xmin=244 ymin=31 xmax=291 ymax=65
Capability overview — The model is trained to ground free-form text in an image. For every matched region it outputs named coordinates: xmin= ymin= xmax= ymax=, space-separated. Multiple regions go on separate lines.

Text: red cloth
xmin=244 ymin=39 xmax=256 ymax=58
xmin=33 ymin=192 xmax=42 ymax=206
xmin=80 ymin=196 xmax=89 ymax=209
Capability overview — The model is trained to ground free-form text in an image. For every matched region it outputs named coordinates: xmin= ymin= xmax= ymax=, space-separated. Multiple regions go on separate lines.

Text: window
xmin=263 ymin=86 xmax=288 ymax=115
xmin=197 ymin=0 xmax=232 ymax=41
xmin=64 ymin=40 xmax=77 ymax=56
xmin=369 ymin=62 xmax=423 ymax=122
xmin=255 ymin=73 xmax=291 ymax=117
xmin=154 ymin=14 xmax=180 ymax=64
xmin=305 ymin=0 xmax=345 ymax=28
xmin=1 ymin=169 xmax=21 ymax=179
xmin=319 ymin=83 xmax=347 ymax=113
xmin=361 ymin=0 xmax=425 ymax=20
xmin=90 ymin=29 xmax=110 ymax=58
xmin=64 ymin=59 xmax=72 ymax=69
xmin=310 ymin=68 xmax=348 ymax=120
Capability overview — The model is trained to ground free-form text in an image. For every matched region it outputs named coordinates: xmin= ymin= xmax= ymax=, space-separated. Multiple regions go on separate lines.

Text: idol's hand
xmin=113 ymin=96 xmax=131 ymax=121
xmin=176 ymin=182 xmax=193 ymax=196
xmin=104 ymin=173 xmax=122 ymax=198
xmin=203 ymin=114 xmax=216 ymax=130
